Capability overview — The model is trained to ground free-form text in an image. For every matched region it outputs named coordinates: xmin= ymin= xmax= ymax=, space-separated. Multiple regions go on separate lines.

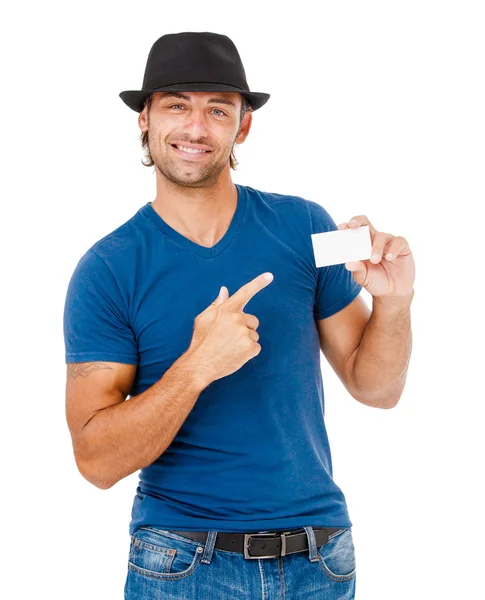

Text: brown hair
xmin=139 ymin=93 xmax=253 ymax=170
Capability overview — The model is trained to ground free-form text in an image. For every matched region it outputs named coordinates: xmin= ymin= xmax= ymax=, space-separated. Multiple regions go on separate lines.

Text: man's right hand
xmin=185 ymin=272 xmax=274 ymax=385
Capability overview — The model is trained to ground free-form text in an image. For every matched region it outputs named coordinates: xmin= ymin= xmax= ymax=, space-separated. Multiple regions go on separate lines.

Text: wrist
xmin=373 ymin=289 xmax=414 ymax=308
xmin=175 ymin=348 xmax=213 ymax=393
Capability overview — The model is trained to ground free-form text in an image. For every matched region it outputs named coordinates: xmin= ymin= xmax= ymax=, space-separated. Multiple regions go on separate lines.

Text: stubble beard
xmin=149 ymin=129 xmax=236 ymax=189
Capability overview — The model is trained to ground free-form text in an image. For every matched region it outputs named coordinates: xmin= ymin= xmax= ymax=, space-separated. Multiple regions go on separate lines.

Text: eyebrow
xmin=159 ymin=92 xmax=237 ymax=109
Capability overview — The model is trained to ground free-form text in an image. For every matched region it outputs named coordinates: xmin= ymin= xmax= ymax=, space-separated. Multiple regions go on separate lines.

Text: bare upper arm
xmin=316 ymin=295 xmax=371 ymax=398
xmin=65 ymin=361 xmax=137 ymax=459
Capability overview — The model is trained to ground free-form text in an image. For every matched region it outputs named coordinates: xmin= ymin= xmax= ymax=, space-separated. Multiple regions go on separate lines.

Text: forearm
xmin=349 ymin=291 xmax=414 ymax=409
xmin=78 ymin=351 xmax=209 ymax=489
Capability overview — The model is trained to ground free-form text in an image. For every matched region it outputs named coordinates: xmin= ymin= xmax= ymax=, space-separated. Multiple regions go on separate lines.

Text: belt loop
xmin=303 ymin=526 xmax=319 ymax=562
xmin=200 ymin=530 xmax=218 ymax=564
xmin=280 ymin=532 xmax=287 ymax=557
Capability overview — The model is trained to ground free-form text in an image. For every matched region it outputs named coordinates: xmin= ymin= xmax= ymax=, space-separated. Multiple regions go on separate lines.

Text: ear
xmin=236 ymin=110 xmax=252 ymax=144
xmin=138 ymin=108 xmax=148 ymax=133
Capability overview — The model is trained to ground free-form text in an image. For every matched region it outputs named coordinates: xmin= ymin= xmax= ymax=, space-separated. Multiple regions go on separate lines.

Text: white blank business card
xmin=311 ymin=225 xmax=373 ymax=268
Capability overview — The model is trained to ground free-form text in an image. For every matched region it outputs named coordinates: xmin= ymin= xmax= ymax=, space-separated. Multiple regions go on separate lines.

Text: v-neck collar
xmin=139 ymin=183 xmax=247 ymax=259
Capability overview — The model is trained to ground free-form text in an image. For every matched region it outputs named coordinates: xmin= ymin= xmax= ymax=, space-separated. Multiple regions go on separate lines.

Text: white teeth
xmin=175 ymin=145 xmax=208 ymax=154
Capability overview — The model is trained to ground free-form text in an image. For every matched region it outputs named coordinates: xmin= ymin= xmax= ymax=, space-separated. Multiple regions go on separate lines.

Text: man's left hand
xmin=338 ymin=215 xmax=415 ymax=298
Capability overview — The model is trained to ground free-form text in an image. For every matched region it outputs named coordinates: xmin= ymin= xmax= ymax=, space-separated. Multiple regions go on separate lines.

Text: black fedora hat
xmin=119 ymin=31 xmax=270 ymax=113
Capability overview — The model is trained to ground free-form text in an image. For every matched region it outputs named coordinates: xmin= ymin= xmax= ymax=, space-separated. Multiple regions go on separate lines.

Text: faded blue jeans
xmin=124 ymin=525 xmax=356 ymax=599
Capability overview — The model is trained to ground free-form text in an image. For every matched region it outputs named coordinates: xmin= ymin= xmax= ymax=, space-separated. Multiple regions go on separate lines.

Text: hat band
xmin=152 ymin=81 xmax=248 ymax=92
xmin=146 ymin=70 xmax=248 ymax=92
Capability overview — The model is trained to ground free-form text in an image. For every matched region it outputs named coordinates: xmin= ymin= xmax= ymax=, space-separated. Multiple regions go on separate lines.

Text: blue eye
xmin=168 ymin=104 xmax=226 ymax=116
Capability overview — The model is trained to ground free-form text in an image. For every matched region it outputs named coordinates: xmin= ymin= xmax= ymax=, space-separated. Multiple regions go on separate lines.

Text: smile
xmin=171 ymin=144 xmax=212 ymax=160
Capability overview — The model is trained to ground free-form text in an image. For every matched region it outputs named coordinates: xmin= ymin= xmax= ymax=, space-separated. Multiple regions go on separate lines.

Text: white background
xmin=2 ymin=1 xmax=484 ymax=598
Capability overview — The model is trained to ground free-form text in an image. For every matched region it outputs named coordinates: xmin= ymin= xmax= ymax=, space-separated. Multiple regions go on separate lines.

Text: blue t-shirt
xmin=63 ymin=183 xmax=362 ymax=535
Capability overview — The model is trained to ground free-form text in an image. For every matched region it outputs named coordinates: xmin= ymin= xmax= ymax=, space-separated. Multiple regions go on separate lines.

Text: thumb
xmin=213 ymin=285 xmax=228 ymax=306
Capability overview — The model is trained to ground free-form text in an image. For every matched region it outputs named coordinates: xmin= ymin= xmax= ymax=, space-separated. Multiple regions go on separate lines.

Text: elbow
xmin=378 ymin=395 xmax=400 ymax=409
xmin=348 ymin=370 xmax=405 ymax=409
xmin=88 ymin=474 xmax=115 ymax=490
xmin=75 ymin=453 xmax=115 ymax=490
xmin=352 ymin=388 xmax=401 ymax=409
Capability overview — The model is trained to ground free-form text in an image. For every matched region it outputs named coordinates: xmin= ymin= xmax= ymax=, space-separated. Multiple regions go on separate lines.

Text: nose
xmin=181 ymin=107 xmax=211 ymax=139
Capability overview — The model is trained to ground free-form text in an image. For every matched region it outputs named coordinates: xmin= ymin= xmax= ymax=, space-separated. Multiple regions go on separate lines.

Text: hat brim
xmin=119 ymin=83 xmax=270 ymax=113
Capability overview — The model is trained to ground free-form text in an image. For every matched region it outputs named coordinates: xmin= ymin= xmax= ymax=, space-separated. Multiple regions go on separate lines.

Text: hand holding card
xmin=311 ymin=225 xmax=373 ymax=268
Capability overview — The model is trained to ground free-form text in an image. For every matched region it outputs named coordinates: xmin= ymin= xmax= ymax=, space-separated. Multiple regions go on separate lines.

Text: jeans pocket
xmin=316 ymin=528 xmax=357 ymax=582
xmin=128 ymin=527 xmax=204 ymax=580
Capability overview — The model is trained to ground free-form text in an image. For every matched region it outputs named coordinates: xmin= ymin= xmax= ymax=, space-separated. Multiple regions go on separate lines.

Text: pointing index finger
xmin=226 ymin=272 xmax=274 ymax=311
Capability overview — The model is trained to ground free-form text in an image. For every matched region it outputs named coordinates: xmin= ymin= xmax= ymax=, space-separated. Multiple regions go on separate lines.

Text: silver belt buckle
xmin=243 ymin=532 xmax=288 ymax=560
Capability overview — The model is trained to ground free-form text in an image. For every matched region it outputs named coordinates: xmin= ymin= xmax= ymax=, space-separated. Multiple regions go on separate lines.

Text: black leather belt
xmin=170 ymin=527 xmax=344 ymax=559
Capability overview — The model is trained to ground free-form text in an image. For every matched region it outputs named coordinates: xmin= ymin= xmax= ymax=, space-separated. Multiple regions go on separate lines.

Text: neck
xmin=150 ymin=170 xmax=238 ymax=248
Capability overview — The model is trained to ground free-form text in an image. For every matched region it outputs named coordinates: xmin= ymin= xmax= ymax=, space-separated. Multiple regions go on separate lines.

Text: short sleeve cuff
xmin=314 ymin=283 xmax=362 ymax=320
xmin=65 ymin=351 xmax=138 ymax=364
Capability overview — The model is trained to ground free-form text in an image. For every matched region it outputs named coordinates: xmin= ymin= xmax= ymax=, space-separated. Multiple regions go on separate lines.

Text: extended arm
xmin=346 ymin=291 xmax=414 ymax=408
xmin=317 ymin=291 xmax=414 ymax=409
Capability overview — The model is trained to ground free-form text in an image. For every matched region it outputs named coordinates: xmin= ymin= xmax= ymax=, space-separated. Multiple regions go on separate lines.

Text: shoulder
xmin=241 ymin=184 xmax=319 ymax=220
xmin=242 ymin=184 xmax=335 ymax=232
xmin=67 ymin=209 xmax=145 ymax=297
xmin=67 ymin=205 xmax=149 ymax=284
xmin=88 ymin=211 xmax=142 ymax=265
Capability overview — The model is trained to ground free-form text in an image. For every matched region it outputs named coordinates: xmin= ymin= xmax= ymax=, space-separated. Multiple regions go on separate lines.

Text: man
xmin=63 ymin=32 xmax=415 ymax=599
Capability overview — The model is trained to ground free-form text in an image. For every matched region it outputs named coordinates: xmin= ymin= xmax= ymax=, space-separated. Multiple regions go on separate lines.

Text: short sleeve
xmin=63 ymin=249 xmax=138 ymax=364
xmin=307 ymin=200 xmax=363 ymax=320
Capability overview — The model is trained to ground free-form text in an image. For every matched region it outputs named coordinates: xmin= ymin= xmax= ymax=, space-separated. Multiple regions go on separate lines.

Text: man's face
xmin=139 ymin=91 xmax=251 ymax=188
